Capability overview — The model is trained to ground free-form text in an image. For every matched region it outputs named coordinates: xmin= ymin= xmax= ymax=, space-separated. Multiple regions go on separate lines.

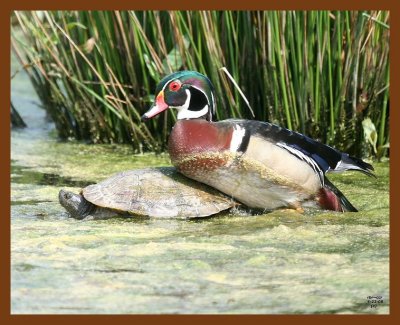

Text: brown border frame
xmin=3 ymin=1 xmax=398 ymax=324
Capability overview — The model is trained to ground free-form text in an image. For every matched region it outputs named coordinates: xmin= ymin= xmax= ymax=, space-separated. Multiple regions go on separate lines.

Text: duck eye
xmin=169 ymin=81 xmax=181 ymax=92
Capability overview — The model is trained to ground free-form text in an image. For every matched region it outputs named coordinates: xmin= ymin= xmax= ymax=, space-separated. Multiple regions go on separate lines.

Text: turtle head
xmin=141 ymin=71 xmax=216 ymax=122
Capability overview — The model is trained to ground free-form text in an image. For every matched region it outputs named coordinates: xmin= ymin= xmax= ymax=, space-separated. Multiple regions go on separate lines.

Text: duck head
xmin=141 ymin=71 xmax=216 ymax=122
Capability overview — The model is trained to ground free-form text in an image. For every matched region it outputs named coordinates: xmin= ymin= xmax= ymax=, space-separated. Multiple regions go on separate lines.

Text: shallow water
xmin=10 ymin=54 xmax=389 ymax=314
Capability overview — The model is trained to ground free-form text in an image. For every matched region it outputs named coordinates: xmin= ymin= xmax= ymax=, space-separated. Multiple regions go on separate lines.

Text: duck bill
xmin=141 ymin=91 xmax=169 ymax=121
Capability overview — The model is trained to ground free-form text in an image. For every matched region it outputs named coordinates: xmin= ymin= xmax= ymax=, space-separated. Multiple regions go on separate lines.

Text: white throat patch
xmin=176 ymin=89 xmax=210 ymax=120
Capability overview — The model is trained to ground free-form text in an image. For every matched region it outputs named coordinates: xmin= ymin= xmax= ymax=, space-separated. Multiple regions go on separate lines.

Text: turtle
xmin=59 ymin=167 xmax=237 ymax=219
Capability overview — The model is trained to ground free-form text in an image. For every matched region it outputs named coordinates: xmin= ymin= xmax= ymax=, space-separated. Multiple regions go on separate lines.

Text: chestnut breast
xmin=168 ymin=120 xmax=233 ymax=159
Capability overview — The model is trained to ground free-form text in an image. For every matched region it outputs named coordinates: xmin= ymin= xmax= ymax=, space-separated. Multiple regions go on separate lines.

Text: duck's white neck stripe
xmin=176 ymin=90 xmax=209 ymax=119
xmin=230 ymin=125 xmax=246 ymax=152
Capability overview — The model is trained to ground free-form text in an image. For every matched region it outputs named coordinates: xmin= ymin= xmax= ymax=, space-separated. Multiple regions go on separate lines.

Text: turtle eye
xmin=169 ymin=81 xmax=182 ymax=92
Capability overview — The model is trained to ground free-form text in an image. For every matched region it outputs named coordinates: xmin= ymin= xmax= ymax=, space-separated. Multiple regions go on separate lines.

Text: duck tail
xmin=337 ymin=154 xmax=375 ymax=178
xmin=318 ymin=178 xmax=358 ymax=212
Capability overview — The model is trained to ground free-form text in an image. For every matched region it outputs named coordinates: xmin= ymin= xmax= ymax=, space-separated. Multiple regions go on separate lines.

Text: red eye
xmin=169 ymin=81 xmax=181 ymax=92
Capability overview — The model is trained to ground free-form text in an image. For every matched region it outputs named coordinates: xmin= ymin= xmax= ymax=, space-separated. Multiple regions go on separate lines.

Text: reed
xmin=11 ymin=11 xmax=390 ymax=157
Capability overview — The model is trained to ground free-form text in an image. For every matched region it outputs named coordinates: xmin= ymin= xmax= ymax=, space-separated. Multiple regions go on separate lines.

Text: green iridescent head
xmin=141 ymin=71 xmax=216 ymax=122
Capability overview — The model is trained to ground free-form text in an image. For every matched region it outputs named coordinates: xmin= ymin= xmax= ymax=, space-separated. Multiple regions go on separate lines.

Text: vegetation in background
xmin=11 ymin=11 xmax=389 ymax=158
xmin=11 ymin=102 xmax=27 ymax=128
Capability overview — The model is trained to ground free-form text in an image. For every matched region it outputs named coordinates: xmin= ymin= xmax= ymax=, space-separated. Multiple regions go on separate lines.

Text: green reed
xmin=12 ymin=11 xmax=390 ymax=157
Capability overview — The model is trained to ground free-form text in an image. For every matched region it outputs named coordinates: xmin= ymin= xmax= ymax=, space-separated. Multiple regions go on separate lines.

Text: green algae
xmin=10 ymin=131 xmax=390 ymax=314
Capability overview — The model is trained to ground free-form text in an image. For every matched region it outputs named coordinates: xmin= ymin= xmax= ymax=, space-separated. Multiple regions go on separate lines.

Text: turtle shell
xmin=82 ymin=167 xmax=235 ymax=218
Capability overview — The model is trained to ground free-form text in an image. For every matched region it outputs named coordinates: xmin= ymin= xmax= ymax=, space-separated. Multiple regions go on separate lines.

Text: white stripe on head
xmin=190 ymin=84 xmax=213 ymax=120
xmin=176 ymin=89 xmax=210 ymax=119
xmin=230 ymin=125 xmax=246 ymax=152
xmin=161 ymin=79 xmax=171 ymax=92
xmin=210 ymin=91 xmax=216 ymax=121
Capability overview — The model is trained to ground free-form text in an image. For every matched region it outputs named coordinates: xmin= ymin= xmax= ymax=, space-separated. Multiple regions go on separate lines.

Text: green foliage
xmin=12 ymin=11 xmax=390 ymax=157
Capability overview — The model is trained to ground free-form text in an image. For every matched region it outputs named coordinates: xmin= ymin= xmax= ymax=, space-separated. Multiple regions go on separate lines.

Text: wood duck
xmin=141 ymin=71 xmax=374 ymax=212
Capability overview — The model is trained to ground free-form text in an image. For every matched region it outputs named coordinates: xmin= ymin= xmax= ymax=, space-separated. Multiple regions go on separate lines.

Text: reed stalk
xmin=11 ymin=11 xmax=390 ymax=157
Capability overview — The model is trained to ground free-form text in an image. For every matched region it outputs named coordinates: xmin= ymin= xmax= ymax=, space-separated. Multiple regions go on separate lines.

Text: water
xmin=11 ymin=54 xmax=389 ymax=314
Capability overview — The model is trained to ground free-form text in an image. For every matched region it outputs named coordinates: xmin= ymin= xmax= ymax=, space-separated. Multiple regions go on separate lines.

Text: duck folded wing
xmin=224 ymin=119 xmax=375 ymax=185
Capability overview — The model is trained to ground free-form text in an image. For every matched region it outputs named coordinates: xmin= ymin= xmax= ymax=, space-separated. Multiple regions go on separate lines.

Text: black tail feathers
xmin=342 ymin=154 xmax=375 ymax=178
